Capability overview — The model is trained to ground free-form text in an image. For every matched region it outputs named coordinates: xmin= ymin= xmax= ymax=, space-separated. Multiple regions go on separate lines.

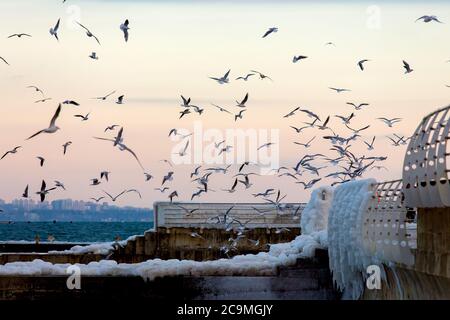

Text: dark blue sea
xmin=0 ymin=222 xmax=154 ymax=243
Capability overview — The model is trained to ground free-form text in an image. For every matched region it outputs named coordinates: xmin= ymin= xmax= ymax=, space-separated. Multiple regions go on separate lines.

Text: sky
xmin=0 ymin=0 xmax=449 ymax=207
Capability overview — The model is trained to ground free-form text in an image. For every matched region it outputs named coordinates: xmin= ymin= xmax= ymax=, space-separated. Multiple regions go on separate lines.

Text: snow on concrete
xmin=48 ymin=236 xmax=137 ymax=255
xmin=327 ymin=179 xmax=383 ymax=300
xmin=0 ymin=190 xmax=332 ymax=279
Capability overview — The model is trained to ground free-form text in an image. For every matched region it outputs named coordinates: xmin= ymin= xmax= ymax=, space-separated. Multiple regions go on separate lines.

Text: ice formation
xmin=327 ymin=179 xmax=383 ymax=300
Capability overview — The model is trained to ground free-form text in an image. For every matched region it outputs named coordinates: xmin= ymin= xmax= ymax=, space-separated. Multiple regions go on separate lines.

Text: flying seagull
xmin=0 ymin=56 xmax=9 ymax=65
xmin=62 ymin=100 xmax=80 ymax=106
xmin=250 ymin=70 xmax=273 ymax=81
xmin=62 ymin=141 xmax=72 ymax=155
xmin=54 ymin=181 xmax=66 ymax=190
xmin=8 ymin=33 xmax=32 ymax=39
xmin=100 ymin=171 xmax=110 ymax=181
xmin=49 ymin=18 xmax=60 ymax=41
xmin=120 ymin=19 xmax=130 ymax=42
xmin=105 ymin=125 xmax=119 ymax=132
xmin=93 ymin=90 xmax=116 ymax=101
xmin=22 ymin=185 xmax=29 ymax=198
xmin=284 ymin=107 xmax=300 ymax=118
xmin=358 ymin=59 xmax=370 ymax=71
xmin=262 ymin=27 xmax=278 ymax=38
xmin=236 ymin=93 xmax=249 ymax=108
xmin=103 ymin=190 xmax=127 ymax=202
xmin=36 ymin=180 xmax=56 ymax=202
xmin=236 ymin=73 xmax=254 ymax=81
xmin=27 ymin=86 xmax=45 ymax=97
xmin=235 ymin=109 xmax=246 ymax=121
xmin=403 ymin=60 xmax=413 ymax=74
xmin=211 ymin=104 xmax=232 ymax=114
xmin=293 ymin=55 xmax=308 ymax=63
xmin=1 ymin=146 xmax=21 ymax=160
xmin=169 ymin=191 xmax=178 ymax=203
xmin=116 ymin=95 xmax=124 ymax=104
xmin=209 ymin=69 xmax=230 ymax=84
xmin=26 ymin=105 xmax=61 ymax=140
xmin=89 ymin=52 xmax=99 ymax=60
xmin=35 ymin=98 xmax=52 ymax=103
xmin=74 ymin=112 xmax=90 ymax=121
xmin=329 ymin=87 xmax=351 ymax=93
xmin=90 ymin=197 xmax=105 ymax=203
xmin=415 ymin=15 xmax=443 ymax=23
xmin=76 ymin=21 xmax=101 ymax=45
xmin=346 ymin=102 xmax=369 ymax=110
xmin=37 ymin=156 xmax=45 ymax=167
xmin=364 ymin=136 xmax=376 ymax=150
xmin=377 ymin=117 xmax=402 ymax=127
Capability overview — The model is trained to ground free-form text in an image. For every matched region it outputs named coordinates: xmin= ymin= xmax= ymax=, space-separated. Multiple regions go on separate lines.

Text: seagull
xmin=103 ymin=190 xmax=127 ymax=202
xmin=89 ymin=52 xmax=99 ymax=60
xmin=74 ymin=112 xmax=90 ymax=121
xmin=35 ymin=98 xmax=52 ymax=103
xmin=296 ymin=178 xmax=321 ymax=190
xmin=293 ymin=55 xmax=308 ymax=63
xmin=262 ymin=27 xmax=278 ymax=38
xmin=105 ymin=125 xmax=119 ymax=132
xmin=100 ymin=171 xmax=110 ymax=181
xmin=364 ymin=136 xmax=376 ymax=150
xmin=257 ymin=142 xmax=275 ymax=151
xmin=236 ymin=73 xmax=254 ymax=81
xmin=300 ymin=109 xmax=321 ymax=121
xmin=62 ymin=141 xmax=72 ymax=155
xmin=116 ymin=95 xmax=124 ymax=104
xmin=317 ymin=116 xmax=331 ymax=130
xmin=252 ymin=189 xmax=275 ymax=198
xmin=62 ymin=100 xmax=80 ymax=106
xmin=36 ymin=180 xmax=56 ymax=202
xmin=174 ymin=139 xmax=190 ymax=157
xmin=179 ymin=109 xmax=191 ymax=119
xmin=357 ymin=59 xmax=370 ymax=71
xmin=180 ymin=95 xmax=191 ymax=108
xmin=211 ymin=104 xmax=232 ymax=114
xmin=209 ymin=69 xmax=230 ymax=84
xmin=120 ymin=19 xmax=130 ymax=42
xmin=236 ymin=93 xmax=249 ymax=108
xmin=126 ymin=189 xmax=142 ymax=199
xmin=27 ymin=86 xmax=45 ymax=97
xmin=345 ymin=124 xmax=370 ymax=134
xmin=290 ymin=125 xmax=309 ymax=134
xmin=169 ymin=191 xmax=178 ymax=203
xmin=284 ymin=107 xmax=300 ymax=118
xmin=329 ymin=87 xmax=351 ymax=93
xmin=294 ymin=136 xmax=316 ymax=148
xmin=191 ymin=188 xmax=206 ymax=200
xmin=155 ymin=187 xmax=169 ymax=193
xmin=403 ymin=60 xmax=413 ymax=74
xmin=162 ymin=171 xmax=174 ymax=185
xmin=144 ymin=172 xmax=153 ymax=181
xmin=222 ymin=178 xmax=238 ymax=193
xmin=0 ymin=56 xmax=9 ymax=65
xmin=346 ymin=102 xmax=369 ymax=110
xmin=235 ymin=109 xmax=246 ymax=121
xmin=37 ymin=156 xmax=45 ymax=167
xmin=325 ymin=42 xmax=336 ymax=46
xmin=76 ymin=21 xmax=101 ymax=45
xmin=22 ymin=185 xmax=29 ymax=198
xmin=334 ymin=113 xmax=355 ymax=125
xmin=190 ymin=166 xmax=202 ymax=178
xmin=175 ymin=205 xmax=199 ymax=217
xmin=90 ymin=197 xmax=105 ymax=203
xmin=238 ymin=175 xmax=253 ymax=189
xmin=250 ymin=70 xmax=273 ymax=81
xmin=91 ymin=178 xmax=101 ymax=186
xmin=416 ymin=15 xmax=443 ymax=23
xmin=8 ymin=33 xmax=32 ymax=39
xmin=54 ymin=181 xmax=66 ymax=190
xmin=93 ymin=91 xmax=116 ymax=101
xmin=49 ymin=18 xmax=60 ymax=41
xmin=377 ymin=117 xmax=402 ymax=127
xmin=94 ymin=128 xmax=145 ymax=170
xmin=1 ymin=146 xmax=21 ymax=160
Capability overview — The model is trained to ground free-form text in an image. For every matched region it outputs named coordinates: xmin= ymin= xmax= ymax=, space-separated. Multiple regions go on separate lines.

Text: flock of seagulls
xmin=0 ymin=4 xmax=446 ymax=225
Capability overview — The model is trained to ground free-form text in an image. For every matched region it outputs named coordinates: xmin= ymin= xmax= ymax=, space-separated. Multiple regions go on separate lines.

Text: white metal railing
xmin=403 ymin=105 xmax=450 ymax=208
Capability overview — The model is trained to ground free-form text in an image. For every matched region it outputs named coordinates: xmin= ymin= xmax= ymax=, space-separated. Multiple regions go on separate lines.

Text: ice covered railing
xmin=328 ymin=179 xmax=416 ymax=299
xmin=403 ymin=105 xmax=450 ymax=208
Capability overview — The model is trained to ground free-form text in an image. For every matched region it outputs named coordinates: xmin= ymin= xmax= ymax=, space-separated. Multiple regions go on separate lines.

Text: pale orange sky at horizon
xmin=1 ymin=0 xmax=450 ymax=207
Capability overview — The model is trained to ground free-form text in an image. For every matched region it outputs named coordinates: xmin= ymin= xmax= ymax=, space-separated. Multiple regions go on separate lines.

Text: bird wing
xmin=0 ymin=56 xmax=9 ymax=65
xmin=49 ymin=104 xmax=61 ymax=127
xmin=26 ymin=129 xmax=44 ymax=140
xmin=241 ymin=93 xmax=248 ymax=104
xmin=121 ymin=144 xmax=145 ymax=170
